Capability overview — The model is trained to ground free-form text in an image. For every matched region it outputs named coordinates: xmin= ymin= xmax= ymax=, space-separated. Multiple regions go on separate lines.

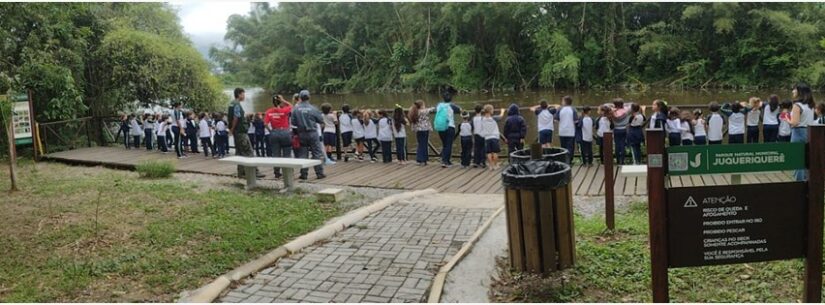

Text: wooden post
xmin=530 ymin=143 xmax=542 ymax=160
xmin=646 ymin=128 xmax=668 ymax=302
xmin=5 ymin=103 xmax=18 ymax=192
xmin=804 ymin=125 xmax=824 ymax=302
xmin=335 ymin=114 xmax=342 ymax=160
xmin=603 ymin=131 xmax=615 ymax=230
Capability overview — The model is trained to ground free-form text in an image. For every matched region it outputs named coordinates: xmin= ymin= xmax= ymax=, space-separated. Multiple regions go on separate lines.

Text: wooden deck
xmin=43 ymin=147 xmax=793 ymax=195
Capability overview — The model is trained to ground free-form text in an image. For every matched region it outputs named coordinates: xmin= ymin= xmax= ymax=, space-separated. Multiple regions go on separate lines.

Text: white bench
xmin=219 ymin=156 xmax=322 ymax=192
xmin=620 ymin=165 xmax=648 ymax=177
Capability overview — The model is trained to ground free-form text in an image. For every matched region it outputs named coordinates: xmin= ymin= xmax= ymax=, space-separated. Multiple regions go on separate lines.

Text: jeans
xmin=269 ymin=130 xmax=293 ymax=175
xmin=380 ymin=140 xmax=393 ymax=163
xmin=460 ymin=136 xmax=473 ymax=166
xmin=614 ymin=128 xmax=627 ymax=165
xmin=144 ymin=129 xmax=154 ymax=150
xmin=438 ymin=127 xmax=456 ymax=165
xmin=580 ymin=141 xmax=593 ymax=165
xmin=415 ymin=131 xmax=429 ymax=164
xmin=297 ymin=131 xmax=324 ymax=177
xmin=473 ymin=134 xmax=486 ymax=166
xmin=791 ymin=127 xmax=808 ymax=181
xmin=763 ymin=124 xmax=779 ymax=143
xmin=255 ymin=134 xmax=266 ymax=157
xmin=122 ymin=129 xmax=130 ymax=148
xmin=248 ymin=133 xmax=257 ymax=156
xmin=172 ymin=126 xmax=183 ymax=157
xmin=747 ymin=126 xmax=760 ymax=143
xmin=395 ymin=138 xmax=407 ymax=161
xmin=559 ymin=136 xmax=575 ymax=163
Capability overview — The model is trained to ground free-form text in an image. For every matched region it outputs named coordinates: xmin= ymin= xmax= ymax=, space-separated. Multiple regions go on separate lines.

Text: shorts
xmin=539 ymin=129 xmax=553 ymax=144
xmin=323 ymin=132 xmax=337 ymax=146
xmin=341 ymin=131 xmax=353 ymax=147
xmin=485 ymin=139 xmax=501 ymax=154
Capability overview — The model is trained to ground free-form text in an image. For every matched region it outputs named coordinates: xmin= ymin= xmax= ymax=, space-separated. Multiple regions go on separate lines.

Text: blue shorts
xmin=539 ymin=129 xmax=553 ymax=144
xmin=485 ymin=139 xmax=501 ymax=153
xmin=323 ymin=132 xmax=337 ymax=146
xmin=341 ymin=131 xmax=353 ymax=147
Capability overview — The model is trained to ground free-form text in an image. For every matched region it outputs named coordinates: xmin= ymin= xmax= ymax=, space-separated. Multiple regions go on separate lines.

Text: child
xmin=472 ymin=104 xmax=486 ymax=168
xmin=745 ymin=97 xmax=762 ymax=143
xmin=531 ymin=99 xmax=556 ymax=148
xmin=377 ymin=109 xmax=393 ymax=163
xmin=351 ymin=109 xmax=366 ymax=161
xmin=666 ymin=108 xmax=683 ymax=146
xmin=143 ymin=114 xmax=155 ymax=150
xmin=596 ymin=105 xmax=612 ymax=160
xmin=628 ymin=104 xmax=645 ymax=164
xmin=648 ymin=99 xmax=668 ymax=129
xmin=459 ymin=112 xmax=473 ymax=168
xmin=119 ymin=114 xmax=131 ymax=149
xmin=409 ymin=100 xmax=435 ymax=166
xmin=186 ymin=112 xmax=200 ymax=154
xmin=721 ymin=101 xmax=748 ymax=144
xmin=254 ymin=113 xmax=266 ymax=157
xmin=556 ymin=96 xmax=577 ymax=162
xmin=479 ymin=104 xmax=502 ymax=171
xmin=680 ymin=111 xmax=694 ymax=146
xmin=707 ymin=102 xmax=725 ymax=145
xmin=392 ymin=106 xmax=408 ymax=165
xmin=816 ymin=102 xmax=825 ymax=125
xmin=778 ymin=100 xmax=792 ymax=142
xmin=339 ymin=104 xmax=353 ymax=162
xmin=321 ymin=103 xmax=338 ymax=162
xmin=246 ymin=113 xmax=257 ymax=155
xmin=692 ymin=109 xmax=707 ymax=145
xmin=762 ymin=95 xmax=781 ymax=143
xmin=363 ymin=110 xmax=379 ymax=162
xmin=156 ymin=115 xmax=169 ymax=153
xmin=215 ymin=113 xmax=228 ymax=158
xmin=503 ymin=103 xmax=527 ymax=155
xmin=129 ymin=114 xmax=143 ymax=149
xmin=580 ymin=106 xmax=594 ymax=166
xmin=198 ymin=112 xmax=213 ymax=157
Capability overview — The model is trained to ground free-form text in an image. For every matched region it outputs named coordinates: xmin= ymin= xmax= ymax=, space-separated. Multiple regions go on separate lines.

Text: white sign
xmin=12 ymin=101 xmax=32 ymax=140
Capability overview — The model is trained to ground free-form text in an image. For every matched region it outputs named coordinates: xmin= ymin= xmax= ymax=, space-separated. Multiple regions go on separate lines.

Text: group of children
xmin=321 ymin=104 xmax=410 ymax=165
xmin=118 ymin=111 xmax=230 ymax=158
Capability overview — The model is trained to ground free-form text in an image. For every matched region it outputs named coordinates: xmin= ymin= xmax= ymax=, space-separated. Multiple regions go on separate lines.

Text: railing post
xmin=804 ymin=125 xmax=825 ymax=302
xmin=335 ymin=114 xmax=342 ymax=160
xmin=646 ymin=128 xmax=669 ymax=302
xmin=603 ymin=131 xmax=615 ymax=231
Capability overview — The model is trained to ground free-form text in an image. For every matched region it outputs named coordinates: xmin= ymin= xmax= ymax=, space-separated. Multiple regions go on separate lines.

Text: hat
xmin=299 ymin=90 xmax=310 ymax=99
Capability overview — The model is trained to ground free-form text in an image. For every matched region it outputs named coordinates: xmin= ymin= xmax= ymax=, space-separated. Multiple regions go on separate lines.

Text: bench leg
xmin=282 ymin=168 xmax=295 ymax=193
xmin=245 ymin=166 xmax=257 ymax=190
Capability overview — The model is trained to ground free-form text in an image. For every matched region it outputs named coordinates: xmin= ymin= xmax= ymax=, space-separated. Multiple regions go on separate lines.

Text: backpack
xmin=433 ymin=103 xmax=451 ymax=132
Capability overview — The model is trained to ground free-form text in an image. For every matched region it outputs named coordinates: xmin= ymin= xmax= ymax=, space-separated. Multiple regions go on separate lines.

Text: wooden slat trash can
xmin=501 ymin=159 xmax=575 ymax=274
xmin=510 ymin=147 xmax=570 ymax=164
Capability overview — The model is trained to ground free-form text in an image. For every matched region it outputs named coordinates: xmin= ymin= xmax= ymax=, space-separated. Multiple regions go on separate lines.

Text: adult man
xmin=228 ymin=88 xmax=262 ymax=178
xmin=170 ymin=102 xmax=186 ymax=158
xmin=265 ymin=94 xmax=293 ymax=178
xmin=290 ymin=90 xmax=326 ymax=180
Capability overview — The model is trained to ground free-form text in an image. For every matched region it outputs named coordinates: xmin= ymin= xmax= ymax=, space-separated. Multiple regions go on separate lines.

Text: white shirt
xmin=728 ymin=113 xmax=745 ymax=135
xmin=472 ymin=115 xmax=483 ymax=135
xmin=377 ymin=117 xmax=392 ymax=141
xmin=680 ymin=121 xmax=694 ymax=141
xmin=339 ymin=113 xmax=353 ymax=133
xmin=156 ymin=121 xmax=168 ymax=136
xmin=581 ymin=116 xmax=593 ymax=142
xmin=351 ymin=117 xmax=364 ymax=139
xmin=779 ymin=114 xmax=791 ymax=136
xmin=364 ymin=119 xmax=377 ymax=139
xmin=794 ymin=103 xmax=815 ymax=128
xmin=459 ymin=122 xmax=473 ymax=137
xmin=597 ymin=117 xmax=611 ymax=137
xmin=693 ymin=118 xmax=706 ymax=137
xmin=479 ymin=116 xmax=500 ymax=140
xmin=216 ymin=120 xmax=227 ymax=132
xmin=323 ymin=113 xmax=337 ymax=134
xmin=746 ymin=108 xmax=761 ymax=127
xmin=763 ymin=105 xmax=780 ymax=125
xmin=630 ymin=113 xmax=645 ymax=127
xmin=198 ymin=120 xmax=211 ymax=138
xmin=248 ymin=122 xmax=255 ymax=134
xmin=129 ymin=119 xmax=142 ymax=136
xmin=708 ymin=113 xmax=724 ymax=141
xmin=666 ymin=118 xmax=682 ymax=134
xmin=557 ymin=106 xmax=576 ymax=137
xmin=536 ymin=108 xmax=554 ymax=131
xmin=143 ymin=119 xmax=154 ymax=130
xmin=394 ymin=121 xmax=407 ymax=138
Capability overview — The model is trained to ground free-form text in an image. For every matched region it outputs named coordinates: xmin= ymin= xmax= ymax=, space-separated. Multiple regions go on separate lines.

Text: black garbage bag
xmin=501 ymin=160 xmax=571 ymax=190
xmin=510 ymin=147 xmax=569 ymax=164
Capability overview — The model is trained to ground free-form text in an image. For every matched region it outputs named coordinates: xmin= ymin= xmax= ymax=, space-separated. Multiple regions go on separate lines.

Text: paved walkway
xmin=218 ymin=194 xmax=500 ymax=303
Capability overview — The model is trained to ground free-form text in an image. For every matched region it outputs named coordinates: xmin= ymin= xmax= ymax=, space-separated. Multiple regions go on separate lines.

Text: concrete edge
xmin=177 ymin=188 xmax=439 ymax=303
xmin=427 ymin=205 xmax=505 ymax=303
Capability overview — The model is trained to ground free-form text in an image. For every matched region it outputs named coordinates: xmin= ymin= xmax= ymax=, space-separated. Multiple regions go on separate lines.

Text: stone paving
xmin=218 ymin=195 xmax=497 ymax=303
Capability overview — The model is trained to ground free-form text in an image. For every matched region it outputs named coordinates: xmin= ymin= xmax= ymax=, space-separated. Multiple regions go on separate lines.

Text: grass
xmin=135 ymin=160 xmax=175 ymax=178
xmin=492 ymin=202 xmax=815 ymax=302
xmin=0 ymin=161 xmax=343 ymax=302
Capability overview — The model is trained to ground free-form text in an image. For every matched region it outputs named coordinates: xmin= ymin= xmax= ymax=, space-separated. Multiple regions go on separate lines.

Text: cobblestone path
xmin=219 ymin=194 xmax=498 ymax=303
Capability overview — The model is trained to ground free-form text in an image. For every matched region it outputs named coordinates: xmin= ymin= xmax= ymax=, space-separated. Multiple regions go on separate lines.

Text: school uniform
xmin=746 ymin=108 xmax=761 ymax=143
xmin=254 ymin=119 xmax=266 ymax=157
xmin=198 ymin=119 xmax=212 ymax=157
xmin=186 ymin=118 xmax=200 ymax=153
xmin=339 ymin=113 xmax=353 ymax=150
xmin=472 ymin=114 xmax=486 ymax=167
xmin=394 ymin=121 xmax=408 ymax=162
xmin=377 ymin=117 xmax=393 ymax=163
xmin=322 ymin=113 xmax=337 ymax=149
xmin=596 ymin=116 xmax=611 ymax=160
xmin=762 ymin=105 xmax=780 ymax=142
xmin=707 ymin=113 xmax=725 ymax=145
xmin=580 ymin=116 xmax=594 ymax=165
xmin=680 ymin=121 xmax=694 ymax=145
xmin=143 ymin=119 xmax=155 ymax=150
xmin=535 ymin=107 xmax=556 ymax=145
xmin=129 ymin=118 xmax=142 ymax=149
xmin=479 ymin=117 xmax=501 ymax=154
xmin=665 ymin=118 xmax=682 ymax=146
xmin=628 ymin=113 xmax=645 ymax=164
xmin=612 ymin=106 xmax=631 ymax=165
xmin=171 ymin=109 xmax=185 ymax=157
xmin=351 ymin=117 xmax=366 ymax=159
xmin=557 ymin=106 xmax=578 ymax=162
xmin=156 ymin=121 xmax=169 ymax=152
xmin=459 ymin=121 xmax=473 ymax=167
xmin=693 ymin=118 xmax=707 ymax=145
xmin=364 ymin=118 xmax=379 ymax=160
xmin=778 ymin=113 xmax=791 ymax=142
xmin=120 ymin=120 xmax=131 ymax=149
xmin=215 ymin=120 xmax=228 ymax=157
xmin=726 ymin=113 xmax=745 ymax=144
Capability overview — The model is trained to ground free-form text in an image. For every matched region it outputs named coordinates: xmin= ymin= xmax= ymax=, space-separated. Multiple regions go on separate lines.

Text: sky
xmin=170 ymin=1 xmax=258 ymax=59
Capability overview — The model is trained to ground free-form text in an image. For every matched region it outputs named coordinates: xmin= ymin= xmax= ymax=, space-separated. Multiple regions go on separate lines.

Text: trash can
xmin=501 ymin=160 xmax=575 ymax=274
xmin=509 ymin=147 xmax=569 ymax=164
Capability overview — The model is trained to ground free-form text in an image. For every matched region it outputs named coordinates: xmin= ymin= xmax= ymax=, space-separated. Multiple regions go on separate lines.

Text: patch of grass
xmin=492 ymin=202 xmax=815 ymax=302
xmin=0 ymin=162 xmax=343 ymax=302
xmin=135 ymin=160 xmax=175 ymax=178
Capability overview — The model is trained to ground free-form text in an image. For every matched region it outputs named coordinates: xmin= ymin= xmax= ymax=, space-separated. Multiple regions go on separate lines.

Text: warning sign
xmin=684 ymin=196 xmax=697 ymax=208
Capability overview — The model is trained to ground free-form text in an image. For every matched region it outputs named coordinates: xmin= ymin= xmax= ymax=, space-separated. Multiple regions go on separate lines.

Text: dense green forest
xmin=212 ymin=2 xmax=825 ymax=93
xmin=0 ymin=3 xmax=223 ymax=122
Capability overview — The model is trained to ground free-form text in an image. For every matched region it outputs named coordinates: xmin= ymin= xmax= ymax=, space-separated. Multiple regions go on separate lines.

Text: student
xmin=339 ymin=104 xmax=354 ymax=162
xmin=198 ymin=112 xmax=213 ymax=157
xmin=596 ymin=105 xmax=612 ymax=162
xmin=471 ymin=105 xmax=488 ymax=168
xmin=648 ymin=99 xmax=668 ymax=129
xmin=253 ymin=113 xmax=266 ymax=157
xmin=745 ymin=97 xmax=762 ymax=143
xmin=363 ymin=110 xmax=379 ymax=162
xmin=580 ymin=106 xmax=594 ymax=166
xmin=246 ymin=113 xmax=257 ymax=156
xmin=778 ymin=100 xmax=792 ymax=143
xmin=377 ymin=110 xmax=393 ymax=163
xmin=214 ymin=113 xmax=228 ymax=158
xmin=479 ymin=104 xmax=503 ymax=171
xmin=171 ymin=102 xmax=186 ymax=158
xmin=611 ymin=98 xmax=631 ymax=165
xmin=628 ymin=104 xmax=645 ymax=164
xmin=817 ymin=102 xmax=825 ymax=125
xmin=351 ymin=109 xmax=366 ymax=161
xmin=459 ymin=112 xmax=473 ymax=168
xmin=531 ymin=99 xmax=556 ymax=148
xmin=119 ymin=114 xmax=130 ymax=149
xmin=156 ymin=115 xmax=169 ymax=153
xmin=321 ymin=103 xmax=338 ymax=161
xmin=556 ymin=95 xmax=578 ymax=162
xmin=680 ymin=111 xmax=694 ymax=146
xmin=392 ymin=106 xmax=408 ymax=165
xmin=665 ymin=108 xmax=683 ymax=146
xmin=762 ymin=95 xmax=781 ymax=143
xmin=503 ymin=103 xmax=527 ymax=155
xmin=186 ymin=112 xmax=200 ymax=154
xmin=143 ymin=114 xmax=155 ymax=150
xmin=721 ymin=101 xmax=747 ymax=144
xmin=129 ymin=114 xmax=142 ymax=149
xmin=692 ymin=109 xmax=707 ymax=145
xmin=707 ymin=102 xmax=725 ymax=145
xmin=409 ymin=100 xmax=435 ymax=166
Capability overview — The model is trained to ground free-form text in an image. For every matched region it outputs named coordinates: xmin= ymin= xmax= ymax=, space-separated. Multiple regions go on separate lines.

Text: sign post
xmin=603 ymin=131 xmax=615 ymax=231
xmin=645 ymin=128 xmax=668 ymax=302
xmin=804 ymin=125 xmax=824 ymax=302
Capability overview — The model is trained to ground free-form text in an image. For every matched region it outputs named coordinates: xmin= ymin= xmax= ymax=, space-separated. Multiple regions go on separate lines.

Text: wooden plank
xmin=505 ymin=189 xmax=525 ymax=271
xmin=475 ymin=170 xmax=505 ymax=194
xmin=624 ymin=176 xmax=637 ymax=196
xmin=520 ymin=190 xmax=542 ymax=273
xmin=636 ymin=174 xmax=647 ymax=195
xmin=554 ymin=186 xmax=574 ymax=268
xmin=538 ymin=190 xmax=557 ymax=273
xmin=571 ymin=164 xmax=587 ymax=195
xmin=690 ymin=175 xmax=703 ymax=188
xmin=586 ymin=164 xmax=604 ymax=196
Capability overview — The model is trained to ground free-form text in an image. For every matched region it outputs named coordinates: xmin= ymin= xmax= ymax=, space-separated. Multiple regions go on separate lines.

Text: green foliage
xmin=134 ymin=160 xmax=175 ymax=179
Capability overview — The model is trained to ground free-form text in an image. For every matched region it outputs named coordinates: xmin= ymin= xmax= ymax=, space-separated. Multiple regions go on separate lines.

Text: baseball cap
xmin=299 ymin=90 xmax=310 ymax=99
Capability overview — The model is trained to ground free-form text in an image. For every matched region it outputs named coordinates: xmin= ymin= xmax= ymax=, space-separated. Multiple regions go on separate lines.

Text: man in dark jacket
xmin=503 ymin=103 xmax=527 ymax=155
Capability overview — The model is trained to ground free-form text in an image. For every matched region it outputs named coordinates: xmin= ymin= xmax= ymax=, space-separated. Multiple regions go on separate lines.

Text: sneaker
xmin=325 ymin=158 xmax=336 ymax=165
xmin=316 ymin=174 xmax=327 ymax=179
xmin=461 ymin=165 xmax=468 ymax=169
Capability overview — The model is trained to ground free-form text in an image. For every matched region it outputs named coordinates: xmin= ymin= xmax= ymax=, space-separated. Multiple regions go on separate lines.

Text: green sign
xmin=666 ymin=143 xmax=805 ymax=175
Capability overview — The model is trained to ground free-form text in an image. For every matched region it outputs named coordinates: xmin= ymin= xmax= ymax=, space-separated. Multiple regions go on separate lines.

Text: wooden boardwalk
xmin=43 ymin=147 xmax=792 ymax=195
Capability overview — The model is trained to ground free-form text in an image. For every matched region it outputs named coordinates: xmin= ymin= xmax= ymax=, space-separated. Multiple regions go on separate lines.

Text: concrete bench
xmin=219 ymin=156 xmax=322 ymax=192
xmin=620 ymin=165 xmax=648 ymax=177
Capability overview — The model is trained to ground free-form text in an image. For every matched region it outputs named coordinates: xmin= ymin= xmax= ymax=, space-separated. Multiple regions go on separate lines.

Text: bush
xmin=135 ymin=160 xmax=175 ymax=178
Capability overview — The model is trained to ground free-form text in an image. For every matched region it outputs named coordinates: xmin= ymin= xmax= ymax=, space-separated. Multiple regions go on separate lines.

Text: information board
xmin=666 ymin=143 xmax=805 ymax=175
xmin=667 ymin=182 xmax=806 ymax=268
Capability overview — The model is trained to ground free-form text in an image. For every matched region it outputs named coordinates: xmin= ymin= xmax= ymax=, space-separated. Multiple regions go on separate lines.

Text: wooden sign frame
xmin=645 ymin=126 xmax=824 ymax=302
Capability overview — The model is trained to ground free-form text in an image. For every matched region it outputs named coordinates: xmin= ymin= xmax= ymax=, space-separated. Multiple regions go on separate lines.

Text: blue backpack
xmin=434 ymin=103 xmax=451 ymax=132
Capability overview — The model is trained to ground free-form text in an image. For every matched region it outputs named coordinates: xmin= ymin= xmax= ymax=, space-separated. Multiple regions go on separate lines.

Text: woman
xmin=789 ymin=82 xmax=815 ymax=181
xmin=264 ymin=94 xmax=293 ymax=178
xmin=433 ymin=87 xmax=461 ymax=168
xmin=409 ymin=100 xmax=434 ymax=166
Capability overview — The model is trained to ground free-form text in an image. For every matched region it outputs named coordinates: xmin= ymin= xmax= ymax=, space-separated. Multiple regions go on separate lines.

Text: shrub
xmin=135 ymin=160 xmax=175 ymax=178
